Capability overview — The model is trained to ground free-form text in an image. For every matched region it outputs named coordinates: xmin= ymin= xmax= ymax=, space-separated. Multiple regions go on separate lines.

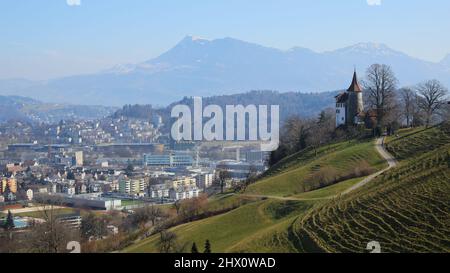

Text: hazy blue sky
xmin=1 ymin=0 xmax=449 ymax=80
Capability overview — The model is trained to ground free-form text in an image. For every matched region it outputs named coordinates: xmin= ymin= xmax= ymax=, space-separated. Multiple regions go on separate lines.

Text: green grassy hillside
xmin=292 ymin=124 xmax=450 ymax=253
xmin=245 ymin=139 xmax=387 ymax=197
xmin=123 ymin=138 xmax=387 ymax=253
xmin=123 ymin=199 xmax=318 ymax=253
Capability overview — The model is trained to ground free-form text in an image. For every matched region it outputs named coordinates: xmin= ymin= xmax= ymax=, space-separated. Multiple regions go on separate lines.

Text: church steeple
xmin=347 ymin=70 xmax=363 ymax=92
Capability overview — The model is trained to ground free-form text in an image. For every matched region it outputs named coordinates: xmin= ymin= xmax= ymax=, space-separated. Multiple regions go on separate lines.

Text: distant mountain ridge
xmin=1 ymin=36 xmax=449 ymax=106
xmin=166 ymin=90 xmax=338 ymax=121
xmin=112 ymin=90 xmax=339 ymax=133
xmin=0 ymin=95 xmax=117 ymax=123
xmin=440 ymin=54 xmax=450 ymax=71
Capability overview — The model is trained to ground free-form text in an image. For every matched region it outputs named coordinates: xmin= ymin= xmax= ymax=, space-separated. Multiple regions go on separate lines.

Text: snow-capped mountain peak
xmin=332 ymin=42 xmax=405 ymax=57
xmin=180 ymin=35 xmax=211 ymax=45
xmin=190 ymin=35 xmax=210 ymax=42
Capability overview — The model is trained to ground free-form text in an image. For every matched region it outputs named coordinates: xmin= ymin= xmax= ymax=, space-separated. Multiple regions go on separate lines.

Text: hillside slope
xmin=124 ymin=199 xmax=318 ymax=253
xmin=0 ymin=95 xmax=117 ymax=123
xmin=122 ymin=125 xmax=449 ymax=253
xmin=292 ymin=124 xmax=450 ymax=253
xmin=245 ymin=139 xmax=387 ymax=197
xmin=123 ymin=137 xmax=388 ymax=253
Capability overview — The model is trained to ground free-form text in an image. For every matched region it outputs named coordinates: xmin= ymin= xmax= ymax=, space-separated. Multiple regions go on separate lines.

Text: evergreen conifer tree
xmin=204 ymin=239 xmax=211 ymax=253
xmin=191 ymin=242 xmax=199 ymax=253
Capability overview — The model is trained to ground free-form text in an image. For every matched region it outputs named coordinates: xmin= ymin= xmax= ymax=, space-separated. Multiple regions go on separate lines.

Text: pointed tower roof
xmin=347 ymin=70 xmax=363 ymax=92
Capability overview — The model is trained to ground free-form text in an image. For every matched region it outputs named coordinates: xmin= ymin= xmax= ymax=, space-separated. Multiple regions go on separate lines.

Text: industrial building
xmin=143 ymin=153 xmax=194 ymax=167
xmin=35 ymin=193 xmax=122 ymax=210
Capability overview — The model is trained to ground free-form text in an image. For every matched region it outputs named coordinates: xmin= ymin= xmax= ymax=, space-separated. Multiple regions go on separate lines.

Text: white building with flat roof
xmin=143 ymin=153 xmax=194 ymax=167
xmin=169 ymin=186 xmax=201 ymax=201
xmin=149 ymin=184 xmax=170 ymax=199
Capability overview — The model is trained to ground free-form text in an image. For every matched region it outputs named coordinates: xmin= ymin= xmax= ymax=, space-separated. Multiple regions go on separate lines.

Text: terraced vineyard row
xmin=386 ymin=123 xmax=450 ymax=160
xmin=291 ymin=124 xmax=450 ymax=253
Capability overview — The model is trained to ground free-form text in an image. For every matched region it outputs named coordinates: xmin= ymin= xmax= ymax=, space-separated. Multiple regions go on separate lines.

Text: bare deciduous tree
xmin=244 ymin=165 xmax=259 ymax=187
xmin=80 ymin=213 xmax=107 ymax=241
xmin=306 ymin=109 xmax=335 ymax=156
xmin=218 ymin=169 xmax=230 ymax=194
xmin=269 ymin=115 xmax=312 ymax=166
xmin=439 ymin=101 xmax=450 ymax=121
xmin=399 ymin=87 xmax=417 ymax=127
xmin=25 ymin=204 xmax=80 ymax=253
xmin=158 ymin=230 xmax=178 ymax=253
xmin=130 ymin=204 xmax=165 ymax=228
xmin=0 ymin=232 xmax=18 ymax=253
xmin=281 ymin=116 xmax=310 ymax=152
xmin=178 ymin=194 xmax=208 ymax=221
xmin=148 ymin=205 xmax=164 ymax=226
xmin=415 ymin=79 xmax=449 ymax=127
xmin=363 ymin=64 xmax=398 ymax=130
xmin=173 ymin=200 xmax=182 ymax=215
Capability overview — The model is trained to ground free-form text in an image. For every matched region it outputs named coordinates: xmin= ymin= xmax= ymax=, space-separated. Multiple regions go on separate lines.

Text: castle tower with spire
xmin=335 ymin=70 xmax=365 ymax=127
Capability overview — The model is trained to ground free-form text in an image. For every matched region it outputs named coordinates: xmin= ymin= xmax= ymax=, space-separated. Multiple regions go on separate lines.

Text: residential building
xmin=152 ymin=114 xmax=163 ymax=128
xmin=26 ymin=189 xmax=33 ymax=201
xmin=74 ymin=151 xmax=84 ymax=166
xmin=57 ymin=213 xmax=82 ymax=229
xmin=1 ymin=177 xmax=17 ymax=194
xmin=30 ymin=184 xmax=49 ymax=194
xmin=169 ymin=186 xmax=201 ymax=201
xmin=6 ymin=163 xmax=23 ymax=173
xmin=165 ymin=176 xmax=196 ymax=189
xmin=149 ymin=184 xmax=170 ymax=199
xmin=196 ymin=172 xmax=214 ymax=190
xmin=63 ymin=186 xmax=76 ymax=195
xmin=119 ymin=178 xmax=145 ymax=195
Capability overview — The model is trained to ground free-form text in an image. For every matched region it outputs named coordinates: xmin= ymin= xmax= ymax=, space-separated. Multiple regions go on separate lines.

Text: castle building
xmin=335 ymin=71 xmax=365 ymax=127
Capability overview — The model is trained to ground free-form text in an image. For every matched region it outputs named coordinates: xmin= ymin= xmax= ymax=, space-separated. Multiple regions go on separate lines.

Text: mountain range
xmin=1 ymin=36 xmax=449 ymax=106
